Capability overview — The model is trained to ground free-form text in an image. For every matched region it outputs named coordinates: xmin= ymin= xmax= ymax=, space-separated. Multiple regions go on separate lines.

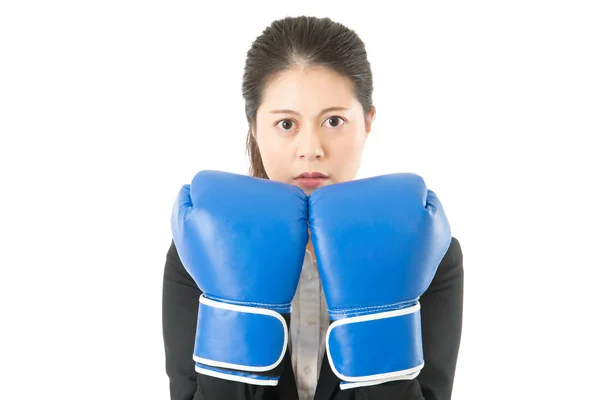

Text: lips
xmin=296 ymin=172 xmax=328 ymax=179
xmin=295 ymin=172 xmax=329 ymax=188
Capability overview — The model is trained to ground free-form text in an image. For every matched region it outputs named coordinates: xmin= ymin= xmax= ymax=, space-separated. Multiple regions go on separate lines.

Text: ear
xmin=365 ymin=106 xmax=376 ymax=136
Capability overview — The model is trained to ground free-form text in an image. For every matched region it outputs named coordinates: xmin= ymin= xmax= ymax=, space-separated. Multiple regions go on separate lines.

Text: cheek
xmin=257 ymin=136 xmax=291 ymax=180
xmin=331 ymin=134 xmax=366 ymax=178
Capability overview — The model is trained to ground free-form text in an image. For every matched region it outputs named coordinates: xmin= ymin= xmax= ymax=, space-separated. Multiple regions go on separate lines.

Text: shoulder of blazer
xmin=424 ymin=237 xmax=464 ymax=296
xmin=165 ymin=239 xmax=201 ymax=291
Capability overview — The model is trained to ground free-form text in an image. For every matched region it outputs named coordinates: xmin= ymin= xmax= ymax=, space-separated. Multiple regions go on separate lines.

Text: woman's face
xmin=253 ymin=65 xmax=375 ymax=194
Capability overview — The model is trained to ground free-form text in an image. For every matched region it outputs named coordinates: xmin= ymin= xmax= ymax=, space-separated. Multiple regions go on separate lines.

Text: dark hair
xmin=242 ymin=16 xmax=374 ymax=179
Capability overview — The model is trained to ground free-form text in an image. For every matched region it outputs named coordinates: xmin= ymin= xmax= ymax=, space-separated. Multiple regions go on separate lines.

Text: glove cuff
xmin=192 ymin=294 xmax=288 ymax=384
xmin=194 ymin=364 xmax=280 ymax=386
xmin=326 ymin=302 xmax=424 ymax=389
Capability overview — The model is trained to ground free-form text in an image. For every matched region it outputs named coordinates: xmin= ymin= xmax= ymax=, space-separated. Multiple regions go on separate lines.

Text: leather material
xmin=193 ymin=295 xmax=287 ymax=373
xmin=308 ymin=173 xmax=452 ymax=388
xmin=171 ymin=170 xmax=309 ymax=384
xmin=326 ymin=303 xmax=423 ymax=380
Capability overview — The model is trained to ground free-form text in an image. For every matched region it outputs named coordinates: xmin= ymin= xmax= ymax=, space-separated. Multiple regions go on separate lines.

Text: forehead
xmin=259 ymin=66 xmax=357 ymax=115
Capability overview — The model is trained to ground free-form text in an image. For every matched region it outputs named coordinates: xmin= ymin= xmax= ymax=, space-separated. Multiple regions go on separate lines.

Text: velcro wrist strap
xmin=326 ymin=303 xmax=424 ymax=384
xmin=193 ymin=295 xmax=288 ymax=373
xmin=195 ymin=364 xmax=280 ymax=386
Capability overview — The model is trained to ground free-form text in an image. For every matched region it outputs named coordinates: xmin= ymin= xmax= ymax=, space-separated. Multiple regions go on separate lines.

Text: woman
xmin=163 ymin=15 xmax=464 ymax=400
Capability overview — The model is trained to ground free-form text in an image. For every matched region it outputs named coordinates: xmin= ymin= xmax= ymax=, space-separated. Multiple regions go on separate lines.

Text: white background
xmin=1 ymin=1 xmax=598 ymax=399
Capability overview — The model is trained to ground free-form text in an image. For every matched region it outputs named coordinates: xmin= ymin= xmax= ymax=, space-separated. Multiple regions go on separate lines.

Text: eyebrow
xmin=269 ymin=106 xmax=349 ymax=116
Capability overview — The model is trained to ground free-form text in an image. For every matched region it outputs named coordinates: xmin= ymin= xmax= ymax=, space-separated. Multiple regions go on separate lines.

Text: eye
xmin=275 ymin=116 xmax=346 ymax=132
xmin=276 ymin=119 xmax=296 ymax=132
xmin=324 ymin=116 xmax=346 ymax=128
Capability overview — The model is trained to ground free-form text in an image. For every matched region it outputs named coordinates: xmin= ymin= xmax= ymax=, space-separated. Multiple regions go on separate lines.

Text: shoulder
xmin=166 ymin=239 xmax=180 ymax=261
xmin=164 ymin=240 xmax=199 ymax=289
xmin=441 ymin=237 xmax=463 ymax=271
xmin=425 ymin=237 xmax=464 ymax=295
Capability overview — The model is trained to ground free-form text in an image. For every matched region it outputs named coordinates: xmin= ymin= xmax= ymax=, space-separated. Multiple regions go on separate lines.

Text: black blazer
xmin=162 ymin=237 xmax=464 ymax=400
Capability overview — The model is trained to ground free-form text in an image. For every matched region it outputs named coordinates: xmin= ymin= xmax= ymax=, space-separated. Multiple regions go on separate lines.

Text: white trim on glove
xmin=326 ymin=302 xmax=423 ymax=387
xmin=192 ymin=295 xmax=289 ymax=373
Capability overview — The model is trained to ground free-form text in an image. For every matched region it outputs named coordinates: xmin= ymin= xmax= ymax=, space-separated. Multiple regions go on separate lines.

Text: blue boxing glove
xmin=308 ymin=173 xmax=451 ymax=390
xmin=171 ymin=170 xmax=308 ymax=386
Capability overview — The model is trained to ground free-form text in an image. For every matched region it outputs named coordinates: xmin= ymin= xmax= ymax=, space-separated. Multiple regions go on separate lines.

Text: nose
xmin=296 ymin=128 xmax=324 ymax=161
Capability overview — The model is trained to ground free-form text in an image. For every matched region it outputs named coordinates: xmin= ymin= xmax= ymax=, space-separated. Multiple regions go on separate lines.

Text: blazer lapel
xmin=313 ymin=352 xmax=339 ymax=400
